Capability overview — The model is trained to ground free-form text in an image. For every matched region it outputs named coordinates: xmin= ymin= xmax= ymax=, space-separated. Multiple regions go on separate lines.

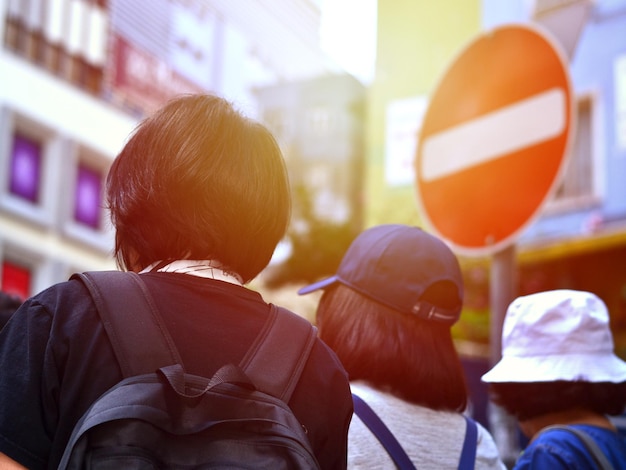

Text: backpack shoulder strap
xmin=239 ymin=304 xmax=317 ymax=402
xmin=459 ymin=415 xmax=477 ymax=470
xmin=72 ymin=271 xmax=182 ymax=377
xmin=75 ymin=272 xmax=315 ymax=399
xmin=353 ymin=392 xmax=477 ymax=470
xmin=539 ymin=425 xmax=615 ymax=470
xmin=352 ymin=393 xmax=416 ymax=470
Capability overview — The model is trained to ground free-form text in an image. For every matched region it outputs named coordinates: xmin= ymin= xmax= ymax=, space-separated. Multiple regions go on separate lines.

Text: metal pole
xmin=488 ymin=244 xmax=520 ymax=467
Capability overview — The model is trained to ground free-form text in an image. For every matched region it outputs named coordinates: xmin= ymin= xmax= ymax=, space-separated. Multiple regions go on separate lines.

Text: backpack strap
xmin=239 ymin=304 xmax=317 ymax=402
xmin=71 ymin=271 xmax=182 ymax=377
xmin=352 ymin=393 xmax=416 ymax=470
xmin=73 ymin=271 xmax=317 ymax=403
xmin=353 ymin=392 xmax=479 ymax=470
xmin=459 ymin=415 xmax=477 ymax=470
xmin=539 ymin=425 xmax=615 ymax=470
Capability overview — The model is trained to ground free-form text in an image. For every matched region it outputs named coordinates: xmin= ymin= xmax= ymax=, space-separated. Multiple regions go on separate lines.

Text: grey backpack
xmin=59 ymin=271 xmax=321 ymax=469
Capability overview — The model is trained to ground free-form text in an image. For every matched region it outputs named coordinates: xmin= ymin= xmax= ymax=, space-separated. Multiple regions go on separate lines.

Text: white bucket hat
xmin=482 ymin=289 xmax=626 ymax=383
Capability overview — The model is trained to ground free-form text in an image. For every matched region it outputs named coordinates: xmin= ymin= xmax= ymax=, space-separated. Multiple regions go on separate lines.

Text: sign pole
xmin=488 ymin=244 xmax=519 ymax=464
xmin=489 ymin=244 xmax=515 ymax=367
xmin=413 ymin=23 xmax=575 ymax=464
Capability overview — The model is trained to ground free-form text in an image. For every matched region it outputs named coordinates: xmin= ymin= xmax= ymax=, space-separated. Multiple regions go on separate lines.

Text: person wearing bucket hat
xmin=482 ymin=289 xmax=626 ymax=469
xmin=299 ymin=224 xmax=506 ymax=469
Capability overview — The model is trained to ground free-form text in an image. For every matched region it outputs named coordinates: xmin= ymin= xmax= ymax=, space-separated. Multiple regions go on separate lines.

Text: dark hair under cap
xmin=299 ymin=224 xmax=463 ymax=324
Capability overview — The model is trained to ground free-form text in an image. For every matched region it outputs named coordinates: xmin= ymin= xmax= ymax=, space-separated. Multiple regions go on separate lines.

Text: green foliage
xmin=451 ymin=307 xmax=491 ymax=345
xmin=264 ymin=184 xmax=359 ymax=288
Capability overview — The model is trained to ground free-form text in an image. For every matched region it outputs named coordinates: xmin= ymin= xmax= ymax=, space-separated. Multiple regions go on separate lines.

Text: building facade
xmin=0 ymin=0 xmax=336 ymax=299
xmin=256 ymin=74 xmax=366 ymax=232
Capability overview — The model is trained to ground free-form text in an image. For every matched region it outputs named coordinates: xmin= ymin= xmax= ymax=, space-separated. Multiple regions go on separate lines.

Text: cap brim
xmin=297 ymin=275 xmax=340 ymax=295
xmin=481 ymin=352 xmax=626 ymax=383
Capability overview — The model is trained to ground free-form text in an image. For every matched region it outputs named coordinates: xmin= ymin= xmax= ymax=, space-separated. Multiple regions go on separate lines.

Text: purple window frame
xmin=9 ymin=133 xmax=42 ymax=203
xmin=74 ymin=163 xmax=103 ymax=230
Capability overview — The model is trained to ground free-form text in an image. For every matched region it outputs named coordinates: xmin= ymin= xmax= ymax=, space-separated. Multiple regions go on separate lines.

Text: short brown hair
xmin=107 ymin=94 xmax=291 ymax=282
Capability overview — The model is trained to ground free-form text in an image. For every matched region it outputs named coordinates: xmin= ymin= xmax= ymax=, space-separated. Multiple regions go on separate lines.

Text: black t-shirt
xmin=0 ymin=272 xmax=352 ymax=469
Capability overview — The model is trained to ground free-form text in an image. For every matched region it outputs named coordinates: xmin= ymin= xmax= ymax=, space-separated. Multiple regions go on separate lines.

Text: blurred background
xmin=1 ymin=0 xmax=626 ymax=455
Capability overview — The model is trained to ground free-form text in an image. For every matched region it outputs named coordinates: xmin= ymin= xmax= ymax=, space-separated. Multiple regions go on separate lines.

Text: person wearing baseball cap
xmin=299 ymin=224 xmax=505 ymax=469
xmin=482 ymin=289 xmax=626 ymax=469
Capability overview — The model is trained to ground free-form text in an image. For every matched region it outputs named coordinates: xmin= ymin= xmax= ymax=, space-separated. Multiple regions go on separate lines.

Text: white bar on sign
xmin=420 ymin=87 xmax=566 ymax=182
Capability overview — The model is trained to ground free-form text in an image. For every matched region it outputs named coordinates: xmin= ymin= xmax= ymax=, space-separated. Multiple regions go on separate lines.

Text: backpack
xmin=58 ymin=271 xmax=322 ymax=470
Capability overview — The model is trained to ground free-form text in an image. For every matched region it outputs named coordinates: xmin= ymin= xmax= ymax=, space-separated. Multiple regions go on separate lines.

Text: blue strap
xmin=459 ymin=415 xmax=477 ymax=470
xmin=539 ymin=425 xmax=614 ymax=470
xmin=352 ymin=393 xmax=416 ymax=470
xmin=353 ymin=393 xmax=478 ymax=470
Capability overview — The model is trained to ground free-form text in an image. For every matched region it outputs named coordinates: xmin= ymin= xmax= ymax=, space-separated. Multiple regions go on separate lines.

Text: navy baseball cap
xmin=298 ymin=224 xmax=464 ymax=324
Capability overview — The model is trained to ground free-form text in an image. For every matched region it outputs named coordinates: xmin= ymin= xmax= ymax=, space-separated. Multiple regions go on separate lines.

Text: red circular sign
xmin=415 ymin=23 xmax=573 ymax=256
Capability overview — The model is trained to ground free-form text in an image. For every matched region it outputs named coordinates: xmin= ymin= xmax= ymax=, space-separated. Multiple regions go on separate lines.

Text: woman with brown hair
xmin=300 ymin=224 xmax=505 ymax=469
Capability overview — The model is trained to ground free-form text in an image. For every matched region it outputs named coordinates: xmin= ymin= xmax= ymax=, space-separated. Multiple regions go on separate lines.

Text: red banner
xmin=106 ymin=34 xmax=205 ymax=115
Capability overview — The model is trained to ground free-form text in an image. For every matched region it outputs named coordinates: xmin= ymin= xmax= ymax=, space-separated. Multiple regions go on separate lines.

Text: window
xmin=307 ymin=106 xmax=331 ymax=134
xmin=3 ymin=0 xmax=108 ymax=95
xmin=9 ymin=133 xmax=42 ymax=203
xmin=0 ymin=109 xmax=61 ymax=228
xmin=74 ymin=162 xmax=103 ymax=230
xmin=0 ymin=108 xmax=113 ymax=252
xmin=60 ymin=143 xmax=113 ymax=252
xmin=1 ymin=259 xmax=31 ymax=300
xmin=547 ymin=94 xmax=600 ymax=211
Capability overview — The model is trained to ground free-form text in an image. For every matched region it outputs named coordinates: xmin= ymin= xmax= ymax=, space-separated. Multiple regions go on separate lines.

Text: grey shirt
xmin=349 ymin=381 xmax=506 ymax=469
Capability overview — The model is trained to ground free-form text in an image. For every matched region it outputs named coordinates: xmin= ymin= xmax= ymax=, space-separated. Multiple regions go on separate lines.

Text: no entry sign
xmin=414 ymin=23 xmax=574 ymax=256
